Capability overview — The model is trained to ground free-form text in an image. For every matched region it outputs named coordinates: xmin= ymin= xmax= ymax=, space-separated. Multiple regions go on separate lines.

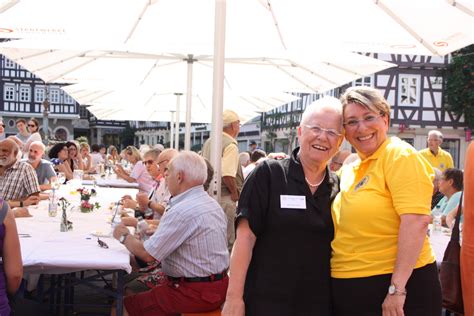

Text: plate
xmin=90 ymin=230 xmax=111 ymax=238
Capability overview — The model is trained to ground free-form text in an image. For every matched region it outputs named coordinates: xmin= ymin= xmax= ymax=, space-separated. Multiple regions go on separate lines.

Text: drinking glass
xmin=57 ymin=172 xmax=66 ymax=185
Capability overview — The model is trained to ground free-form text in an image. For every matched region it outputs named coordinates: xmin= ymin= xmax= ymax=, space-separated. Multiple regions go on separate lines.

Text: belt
xmin=167 ymin=271 xmax=227 ymax=283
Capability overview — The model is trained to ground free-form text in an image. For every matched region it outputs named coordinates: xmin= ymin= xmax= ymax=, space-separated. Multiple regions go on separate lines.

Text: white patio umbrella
xmin=1 ymin=0 xmax=471 ymax=199
xmin=62 ymin=83 xmax=299 ymax=124
xmin=252 ymin=0 xmax=473 ymax=56
xmin=1 ymin=0 xmax=471 ymax=56
xmin=0 ymin=38 xmax=395 ymax=148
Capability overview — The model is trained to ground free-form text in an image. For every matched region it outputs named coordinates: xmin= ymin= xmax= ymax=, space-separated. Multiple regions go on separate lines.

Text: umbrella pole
xmin=174 ymin=93 xmax=182 ymax=150
xmin=184 ymin=55 xmax=194 ymax=151
xmin=210 ymin=0 xmax=226 ymax=201
xmin=169 ymin=111 xmax=175 ymax=149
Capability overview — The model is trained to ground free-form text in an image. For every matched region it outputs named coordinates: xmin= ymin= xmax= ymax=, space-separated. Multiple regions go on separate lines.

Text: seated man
xmin=113 ymin=151 xmax=229 ymax=316
xmin=0 ymin=139 xmax=41 ymax=213
xmin=24 ymin=141 xmax=57 ymax=191
xmin=121 ymin=148 xmax=178 ymax=227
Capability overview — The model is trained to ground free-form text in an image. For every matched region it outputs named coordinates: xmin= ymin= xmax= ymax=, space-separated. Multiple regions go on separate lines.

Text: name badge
xmin=280 ymin=195 xmax=306 ymax=209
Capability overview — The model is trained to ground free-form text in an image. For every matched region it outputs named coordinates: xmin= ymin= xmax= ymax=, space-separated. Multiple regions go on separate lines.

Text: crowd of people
xmin=0 ymin=86 xmax=467 ymax=315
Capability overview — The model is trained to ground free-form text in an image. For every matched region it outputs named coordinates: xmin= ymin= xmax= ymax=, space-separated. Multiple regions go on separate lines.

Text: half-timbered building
xmin=261 ymin=53 xmax=469 ymax=168
xmin=1 ymin=54 xmax=125 ymax=146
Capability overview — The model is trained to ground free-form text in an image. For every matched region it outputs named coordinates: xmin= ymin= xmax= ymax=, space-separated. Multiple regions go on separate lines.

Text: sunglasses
xmin=144 ymin=159 xmax=156 ymax=166
xmin=28 ymin=124 xmax=37 ymax=127
xmin=97 ymin=238 xmax=109 ymax=249
xmin=0 ymin=124 xmax=5 ymax=128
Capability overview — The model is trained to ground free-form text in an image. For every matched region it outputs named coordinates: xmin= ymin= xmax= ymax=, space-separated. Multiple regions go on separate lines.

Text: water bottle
xmin=137 ymin=216 xmax=149 ymax=241
xmin=48 ymin=189 xmax=58 ymax=217
xmin=432 ymin=209 xmax=442 ymax=234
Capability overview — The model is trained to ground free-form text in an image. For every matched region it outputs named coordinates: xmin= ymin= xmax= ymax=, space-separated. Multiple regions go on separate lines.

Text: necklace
xmin=305 ymin=171 xmax=326 ymax=187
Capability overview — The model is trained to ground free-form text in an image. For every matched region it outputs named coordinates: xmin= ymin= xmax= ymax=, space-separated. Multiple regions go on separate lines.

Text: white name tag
xmin=280 ymin=195 xmax=306 ymax=209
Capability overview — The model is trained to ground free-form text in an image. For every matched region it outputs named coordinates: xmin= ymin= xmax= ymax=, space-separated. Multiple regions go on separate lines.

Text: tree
xmin=121 ymin=122 xmax=136 ymax=147
xmin=75 ymin=136 xmax=88 ymax=145
xmin=443 ymin=45 xmax=474 ymax=129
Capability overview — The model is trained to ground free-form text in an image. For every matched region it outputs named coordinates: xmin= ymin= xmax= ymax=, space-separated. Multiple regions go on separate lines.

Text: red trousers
xmin=124 ymin=276 xmax=228 ymax=316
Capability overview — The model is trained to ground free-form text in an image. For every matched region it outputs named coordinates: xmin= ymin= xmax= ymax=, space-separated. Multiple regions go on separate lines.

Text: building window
xmin=4 ymin=58 xmax=15 ymax=69
xmin=398 ymin=75 xmax=420 ymax=106
xmin=50 ymin=88 xmax=60 ymax=103
xmin=19 ymin=85 xmax=31 ymax=102
xmin=4 ymin=83 xmax=15 ymax=101
xmin=35 ymin=87 xmax=45 ymax=103
xmin=64 ymin=94 xmax=74 ymax=104
xmin=352 ymin=75 xmax=373 ymax=87
xmin=400 ymin=138 xmax=414 ymax=146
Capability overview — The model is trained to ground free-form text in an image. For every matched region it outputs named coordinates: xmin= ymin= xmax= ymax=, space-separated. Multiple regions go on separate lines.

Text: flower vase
xmin=80 ymin=206 xmax=92 ymax=213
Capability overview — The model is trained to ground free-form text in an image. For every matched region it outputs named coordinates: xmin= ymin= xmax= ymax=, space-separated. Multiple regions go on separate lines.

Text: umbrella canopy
xmin=0 ymin=39 xmax=395 ymax=94
xmin=0 ymin=0 xmax=472 ymax=56
xmin=62 ymin=83 xmax=300 ymax=124
xmin=0 ymin=39 xmax=394 ymax=151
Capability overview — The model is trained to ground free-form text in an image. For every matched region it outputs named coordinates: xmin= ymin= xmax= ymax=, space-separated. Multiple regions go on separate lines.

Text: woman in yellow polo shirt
xmin=331 ymin=86 xmax=441 ymax=315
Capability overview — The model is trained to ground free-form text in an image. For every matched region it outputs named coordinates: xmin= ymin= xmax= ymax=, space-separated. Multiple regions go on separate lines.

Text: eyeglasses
xmin=303 ymin=124 xmax=342 ymax=139
xmin=97 ymin=238 xmax=109 ymax=249
xmin=0 ymin=124 xmax=5 ymax=128
xmin=144 ymin=159 xmax=156 ymax=166
xmin=343 ymin=113 xmax=385 ymax=129
xmin=28 ymin=124 xmax=36 ymax=128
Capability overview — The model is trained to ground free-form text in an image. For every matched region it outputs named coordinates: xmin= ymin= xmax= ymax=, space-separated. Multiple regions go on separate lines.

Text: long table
xmin=82 ymin=173 xmax=139 ymax=189
xmin=16 ymin=185 xmax=138 ymax=314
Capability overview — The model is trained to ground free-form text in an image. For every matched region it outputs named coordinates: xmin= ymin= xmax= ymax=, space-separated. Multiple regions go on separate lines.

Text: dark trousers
xmin=332 ymin=262 xmax=442 ymax=316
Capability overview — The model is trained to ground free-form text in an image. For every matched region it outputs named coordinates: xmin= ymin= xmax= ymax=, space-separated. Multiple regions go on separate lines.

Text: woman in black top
xmin=223 ymin=97 xmax=344 ymax=316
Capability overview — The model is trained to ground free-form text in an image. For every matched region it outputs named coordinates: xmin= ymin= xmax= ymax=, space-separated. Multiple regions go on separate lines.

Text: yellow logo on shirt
xmin=354 ymin=175 xmax=370 ymax=192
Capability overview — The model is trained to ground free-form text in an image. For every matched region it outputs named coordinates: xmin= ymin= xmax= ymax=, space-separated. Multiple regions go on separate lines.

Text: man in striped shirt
xmin=113 ymin=151 xmax=229 ymax=316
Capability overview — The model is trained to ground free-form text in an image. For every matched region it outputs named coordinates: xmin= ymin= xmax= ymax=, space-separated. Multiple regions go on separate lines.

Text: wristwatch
xmin=119 ymin=232 xmax=129 ymax=244
xmin=388 ymin=284 xmax=407 ymax=296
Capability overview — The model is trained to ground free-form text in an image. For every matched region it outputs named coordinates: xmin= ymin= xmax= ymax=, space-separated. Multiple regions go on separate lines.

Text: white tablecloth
xmin=17 ymin=186 xmax=137 ymax=274
xmin=429 ymin=229 xmax=451 ymax=264
xmin=82 ymin=174 xmax=139 ymax=189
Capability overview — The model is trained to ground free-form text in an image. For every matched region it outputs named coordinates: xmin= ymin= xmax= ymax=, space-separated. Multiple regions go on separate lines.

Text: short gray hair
xmin=428 ymin=130 xmax=443 ymax=140
xmin=29 ymin=141 xmax=46 ymax=152
xmin=300 ymin=96 xmax=343 ymax=126
xmin=144 ymin=148 xmax=161 ymax=161
xmin=239 ymin=152 xmax=250 ymax=165
xmin=170 ymin=151 xmax=207 ymax=185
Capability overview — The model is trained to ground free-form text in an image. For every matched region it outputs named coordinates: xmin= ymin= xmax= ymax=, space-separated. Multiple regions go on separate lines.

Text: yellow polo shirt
xmin=221 ymin=132 xmax=239 ymax=177
xmin=419 ymin=147 xmax=454 ymax=171
xmin=331 ymin=137 xmax=436 ymax=278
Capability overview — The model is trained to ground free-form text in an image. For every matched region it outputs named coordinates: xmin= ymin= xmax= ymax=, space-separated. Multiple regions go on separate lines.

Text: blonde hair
xmin=125 ymin=146 xmax=142 ymax=162
xmin=80 ymin=143 xmax=90 ymax=151
xmin=340 ymin=86 xmax=391 ymax=118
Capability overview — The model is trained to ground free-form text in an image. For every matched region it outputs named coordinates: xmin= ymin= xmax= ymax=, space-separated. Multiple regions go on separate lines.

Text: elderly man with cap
xmin=202 ymin=109 xmax=244 ymax=252
xmin=419 ymin=130 xmax=454 ymax=171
